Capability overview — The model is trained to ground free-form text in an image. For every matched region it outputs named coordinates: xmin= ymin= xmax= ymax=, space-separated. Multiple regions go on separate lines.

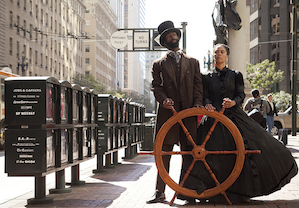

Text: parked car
xmin=273 ymin=106 xmax=299 ymax=135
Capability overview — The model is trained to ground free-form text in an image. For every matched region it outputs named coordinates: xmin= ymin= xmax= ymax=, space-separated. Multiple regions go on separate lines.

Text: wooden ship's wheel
xmin=153 ymin=107 xmax=260 ymax=205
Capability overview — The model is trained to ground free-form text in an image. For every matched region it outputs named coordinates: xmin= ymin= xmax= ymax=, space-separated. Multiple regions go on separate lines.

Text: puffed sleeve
xmin=234 ymin=71 xmax=245 ymax=106
xmin=202 ymin=73 xmax=212 ymax=105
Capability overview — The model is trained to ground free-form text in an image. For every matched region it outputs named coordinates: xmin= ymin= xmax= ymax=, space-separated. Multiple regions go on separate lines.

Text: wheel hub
xmin=191 ymin=146 xmax=207 ymax=160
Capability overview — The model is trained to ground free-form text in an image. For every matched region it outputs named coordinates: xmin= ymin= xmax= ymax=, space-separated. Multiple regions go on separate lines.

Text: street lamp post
xmin=181 ymin=22 xmax=188 ymax=54
xmin=291 ymin=0 xmax=299 ymax=136
xmin=203 ymin=50 xmax=212 ymax=70
xmin=18 ymin=51 xmax=29 ymax=76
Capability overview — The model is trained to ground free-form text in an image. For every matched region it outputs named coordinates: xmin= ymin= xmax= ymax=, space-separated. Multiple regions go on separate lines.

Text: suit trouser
xmin=155 ymin=140 xmax=192 ymax=193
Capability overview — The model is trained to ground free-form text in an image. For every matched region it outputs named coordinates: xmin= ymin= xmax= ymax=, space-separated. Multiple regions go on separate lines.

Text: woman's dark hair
xmin=214 ymin=43 xmax=230 ymax=55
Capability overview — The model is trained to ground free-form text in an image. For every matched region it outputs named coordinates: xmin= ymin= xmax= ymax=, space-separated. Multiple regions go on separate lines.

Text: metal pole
xmin=292 ymin=0 xmax=298 ymax=136
xmin=181 ymin=22 xmax=187 ymax=54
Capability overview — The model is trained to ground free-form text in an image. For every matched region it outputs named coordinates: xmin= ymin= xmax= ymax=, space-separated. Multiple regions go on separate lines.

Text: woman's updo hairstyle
xmin=214 ymin=43 xmax=230 ymax=56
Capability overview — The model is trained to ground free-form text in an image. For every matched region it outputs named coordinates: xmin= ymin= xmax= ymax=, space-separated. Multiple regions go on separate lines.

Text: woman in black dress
xmin=180 ymin=44 xmax=298 ymax=203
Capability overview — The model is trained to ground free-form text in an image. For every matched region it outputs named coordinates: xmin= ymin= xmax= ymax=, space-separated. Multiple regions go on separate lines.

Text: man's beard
xmin=165 ymin=39 xmax=179 ymax=49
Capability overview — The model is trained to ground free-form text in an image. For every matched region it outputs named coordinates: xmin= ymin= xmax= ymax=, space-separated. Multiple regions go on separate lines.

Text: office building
xmin=250 ymin=0 xmax=292 ymax=92
xmin=4 ymin=0 xmax=86 ymax=81
xmin=122 ymin=0 xmax=146 ymax=95
xmin=85 ymin=0 xmax=118 ymax=90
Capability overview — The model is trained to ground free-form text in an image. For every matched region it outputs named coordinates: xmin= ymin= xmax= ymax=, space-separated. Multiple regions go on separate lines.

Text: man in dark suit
xmin=146 ymin=20 xmax=203 ymax=204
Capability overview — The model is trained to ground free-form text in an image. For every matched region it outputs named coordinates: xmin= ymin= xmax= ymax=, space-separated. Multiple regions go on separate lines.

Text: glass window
xmin=250 ymin=45 xmax=259 ymax=65
xmin=83 ymin=95 xmax=88 ymax=122
xmin=250 ymin=0 xmax=261 ymax=14
xmin=61 ymin=88 xmax=68 ymax=121
xmin=271 ymin=0 xmax=280 ymax=7
xmin=46 ymin=83 xmax=55 ymax=122
xmin=250 ymin=19 xmax=258 ymax=41
xmin=73 ymin=91 xmax=78 ymax=121
xmin=271 ymin=14 xmax=280 ymax=35
xmin=85 ymin=45 xmax=90 ymax=52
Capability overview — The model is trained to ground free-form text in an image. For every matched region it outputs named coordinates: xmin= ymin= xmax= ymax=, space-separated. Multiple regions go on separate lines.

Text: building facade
xmin=122 ymin=0 xmax=146 ymax=95
xmin=249 ymin=0 xmax=292 ymax=92
xmin=4 ymin=0 xmax=86 ymax=81
xmin=84 ymin=0 xmax=118 ymax=90
xmin=108 ymin=0 xmax=124 ymax=90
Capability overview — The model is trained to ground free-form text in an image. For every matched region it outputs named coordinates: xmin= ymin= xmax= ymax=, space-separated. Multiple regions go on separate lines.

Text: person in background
xmin=243 ymin=89 xmax=270 ymax=129
xmin=266 ymin=94 xmax=278 ymax=134
xmin=147 ymin=20 xmax=203 ymax=204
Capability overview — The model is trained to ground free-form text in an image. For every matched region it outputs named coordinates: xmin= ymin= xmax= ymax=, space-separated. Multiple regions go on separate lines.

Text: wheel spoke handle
xmin=138 ymin=151 xmax=154 ymax=155
xmin=207 ymin=150 xmax=239 ymax=155
xmin=201 ymin=118 xmax=220 ymax=147
xmin=161 ymin=151 xmax=192 ymax=156
xmin=202 ymin=159 xmax=221 ymax=187
xmin=170 ymin=106 xmax=197 ymax=147
xmin=245 ymin=150 xmax=261 ymax=154
xmin=221 ymin=191 xmax=232 ymax=205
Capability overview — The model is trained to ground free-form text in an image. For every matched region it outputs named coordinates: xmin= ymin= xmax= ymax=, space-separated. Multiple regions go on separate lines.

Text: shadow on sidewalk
xmin=92 ymin=160 xmax=153 ymax=182
xmin=26 ymin=182 xmax=126 ymax=208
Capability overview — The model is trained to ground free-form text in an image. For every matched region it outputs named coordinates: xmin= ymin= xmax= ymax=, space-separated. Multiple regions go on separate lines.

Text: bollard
xmin=278 ymin=129 xmax=288 ymax=145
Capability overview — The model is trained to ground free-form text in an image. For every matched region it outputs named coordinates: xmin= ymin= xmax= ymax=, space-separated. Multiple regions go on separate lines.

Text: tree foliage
xmin=246 ymin=59 xmax=284 ymax=91
xmin=72 ymin=73 xmax=155 ymax=112
xmin=72 ymin=73 xmax=106 ymax=93
xmin=271 ymin=91 xmax=292 ymax=112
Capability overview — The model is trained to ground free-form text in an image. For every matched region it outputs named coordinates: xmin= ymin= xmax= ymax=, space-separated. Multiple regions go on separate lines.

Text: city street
xmin=0 ymin=134 xmax=298 ymax=208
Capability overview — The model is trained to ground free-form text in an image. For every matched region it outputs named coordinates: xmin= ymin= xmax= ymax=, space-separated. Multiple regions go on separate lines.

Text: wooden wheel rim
xmin=154 ymin=107 xmax=245 ymax=199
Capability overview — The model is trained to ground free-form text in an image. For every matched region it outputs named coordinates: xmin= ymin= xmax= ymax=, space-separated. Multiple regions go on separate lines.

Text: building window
xmin=271 ymin=14 xmax=280 ymax=35
xmin=23 ymin=20 xmax=26 ymax=37
xmin=250 ymin=45 xmax=259 ymax=65
xmin=271 ymin=43 xmax=280 ymax=62
xmin=16 ymin=16 xmax=20 ymax=34
xmin=250 ymin=18 xmax=258 ymax=41
xmin=16 ymin=41 xmax=20 ymax=59
xmin=85 ymin=45 xmax=90 ymax=52
xmin=85 ymin=58 xmax=90 ymax=65
xmin=250 ymin=0 xmax=261 ymax=15
xmin=9 ymin=38 xmax=13 ymax=55
xmin=271 ymin=0 xmax=280 ymax=7
xmin=36 ymin=5 xmax=38 ymax=19
xmin=10 ymin=11 xmax=13 ymax=27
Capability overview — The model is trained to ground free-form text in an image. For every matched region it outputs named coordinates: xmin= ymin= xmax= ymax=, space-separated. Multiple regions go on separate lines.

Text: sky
xmin=145 ymin=0 xmax=218 ymax=70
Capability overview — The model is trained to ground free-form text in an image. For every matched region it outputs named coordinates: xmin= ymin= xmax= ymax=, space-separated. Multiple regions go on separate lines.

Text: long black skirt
xmin=179 ymin=106 xmax=298 ymax=203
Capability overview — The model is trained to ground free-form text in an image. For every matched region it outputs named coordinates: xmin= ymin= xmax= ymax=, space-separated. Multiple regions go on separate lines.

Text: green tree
xmin=272 ymin=91 xmax=292 ymax=112
xmin=72 ymin=73 xmax=106 ymax=93
xmin=246 ymin=59 xmax=284 ymax=91
xmin=125 ymin=91 xmax=155 ymax=113
xmin=72 ymin=73 xmax=155 ymax=112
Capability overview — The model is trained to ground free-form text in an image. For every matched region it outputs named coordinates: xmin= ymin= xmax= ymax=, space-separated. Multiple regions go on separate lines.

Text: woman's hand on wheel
xmin=222 ymin=98 xmax=236 ymax=109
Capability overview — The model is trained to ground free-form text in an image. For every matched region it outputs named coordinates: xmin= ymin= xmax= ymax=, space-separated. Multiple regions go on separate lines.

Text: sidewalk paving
xmin=0 ymin=134 xmax=298 ymax=208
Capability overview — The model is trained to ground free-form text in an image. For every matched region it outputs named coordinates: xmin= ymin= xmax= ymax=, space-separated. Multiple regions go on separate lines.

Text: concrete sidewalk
xmin=0 ymin=134 xmax=298 ymax=208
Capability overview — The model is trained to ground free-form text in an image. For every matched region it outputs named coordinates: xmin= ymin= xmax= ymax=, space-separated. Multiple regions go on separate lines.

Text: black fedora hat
xmin=158 ymin=21 xmax=181 ymax=46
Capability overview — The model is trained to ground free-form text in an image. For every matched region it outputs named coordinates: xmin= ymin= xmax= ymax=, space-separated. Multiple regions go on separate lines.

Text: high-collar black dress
xmin=179 ymin=68 xmax=298 ymax=203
